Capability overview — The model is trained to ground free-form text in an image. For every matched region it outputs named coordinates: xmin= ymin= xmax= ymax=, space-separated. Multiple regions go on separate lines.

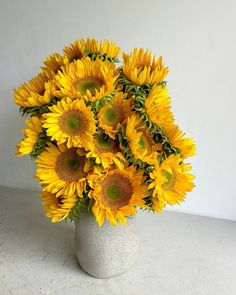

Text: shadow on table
xmin=0 ymin=187 xmax=86 ymax=276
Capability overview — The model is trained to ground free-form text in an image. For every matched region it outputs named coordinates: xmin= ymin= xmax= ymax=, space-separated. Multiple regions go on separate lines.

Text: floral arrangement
xmin=14 ymin=38 xmax=195 ymax=226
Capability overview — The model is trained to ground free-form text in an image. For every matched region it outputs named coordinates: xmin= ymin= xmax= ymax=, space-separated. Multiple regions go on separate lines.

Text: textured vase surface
xmin=74 ymin=212 xmax=139 ymax=278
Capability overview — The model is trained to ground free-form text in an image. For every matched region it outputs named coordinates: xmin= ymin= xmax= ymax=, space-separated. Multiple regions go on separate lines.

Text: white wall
xmin=0 ymin=0 xmax=235 ymax=220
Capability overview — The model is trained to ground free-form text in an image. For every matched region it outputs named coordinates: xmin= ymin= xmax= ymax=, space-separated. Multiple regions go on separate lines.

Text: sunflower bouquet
xmin=15 ymin=38 xmax=195 ymax=226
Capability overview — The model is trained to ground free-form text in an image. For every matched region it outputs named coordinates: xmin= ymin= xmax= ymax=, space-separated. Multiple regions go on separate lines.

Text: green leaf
xmin=88 ymin=91 xmax=117 ymax=112
xmin=116 ymin=71 xmax=180 ymax=163
xmin=19 ymin=98 xmax=59 ymax=117
xmin=84 ymin=50 xmax=120 ymax=63
xmin=30 ymin=132 xmax=48 ymax=159
xmin=68 ymin=189 xmax=94 ymax=221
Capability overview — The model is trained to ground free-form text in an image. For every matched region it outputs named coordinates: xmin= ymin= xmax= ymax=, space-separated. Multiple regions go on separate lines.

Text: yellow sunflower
xmin=148 ymin=154 xmax=195 ymax=210
xmin=162 ymin=123 xmax=196 ymax=158
xmin=40 ymin=191 xmax=77 ymax=222
xmin=16 ymin=116 xmax=43 ymax=156
xmin=126 ymin=114 xmax=161 ymax=165
xmin=84 ymin=38 xmax=121 ymax=59
xmin=122 ymin=48 xmax=169 ymax=85
xmin=98 ymin=92 xmax=132 ymax=139
xmin=14 ymin=72 xmax=56 ymax=107
xmin=43 ymin=97 xmax=96 ymax=149
xmin=41 ymin=53 xmax=69 ymax=78
xmin=152 ymin=197 xmax=166 ymax=213
xmin=86 ymin=133 xmax=125 ymax=169
xmin=88 ymin=166 xmax=148 ymax=226
xmin=54 ymin=57 xmax=118 ymax=102
xmin=144 ymin=85 xmax=174 ymax=126
xmin=63 ymin=39 xmax=85 ymax=62
xmin=36 ymin=143 xmax=90 ymax=197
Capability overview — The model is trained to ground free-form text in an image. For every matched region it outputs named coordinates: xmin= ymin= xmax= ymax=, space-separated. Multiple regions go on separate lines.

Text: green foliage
xmin=135 ymin=96 xmax=180 ymax=159
xmin=117 ymin=126 xmax=149 ymax=170
xmin=19 ymin=98 xmax=59 ymax=117
xmin=117 ymin=127 xmax=155 ymax=186
xmin=30 ymin=132 xmax=48 ymax=159
xmin=68 ymin=191 xmax=94 ymax=221
xmin=117 ymin=71 xmax=179 ymax=162
xmin=116 ymin=70 xmax=153 ymax=97
xmin=143 ymin=196 xmax=155 ymax=211
xmin=88 ymin=91 xmax=117 ymax=112
xmin=84 ymin=50 xmax=120 ymax=63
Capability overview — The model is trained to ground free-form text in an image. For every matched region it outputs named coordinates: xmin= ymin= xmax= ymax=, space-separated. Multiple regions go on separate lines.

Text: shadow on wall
xmin=0 ymin=90 xmax=39 ymax=189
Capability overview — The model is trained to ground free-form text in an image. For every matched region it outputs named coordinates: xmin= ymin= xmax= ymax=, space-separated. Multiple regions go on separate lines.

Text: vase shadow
xmin=0 ymin=187 xmax=86 ymax=276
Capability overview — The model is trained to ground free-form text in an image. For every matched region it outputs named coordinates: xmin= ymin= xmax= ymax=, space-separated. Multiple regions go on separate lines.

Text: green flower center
xmin=137 ymin=136 xmax=146 ymax=152
xmin=94 ymin=134 xmax=119 ymax=153
xmin=76 ymin=77 xmax=103 ymax=96
xmin=106 ymin=185 xmax=121 ymax=200
xmin=136 ymin=129 xmax=153 ymax=154
xmin=96 ymin=135 xmax=112 ymax=149
xmin=66 ymin=116 xmax=80 ymax=132
xmin=102 ymin=104 xmax=124 ymax=128
xmin=59 ymin=111 xmax=84 ymax=135
xmin=104 ymin=107 xmax=117 ymax=123
xmin=67 ymin=157 xmax=80 ymax=171
xmin=162 ymin=169 xmax=175 ymax=190
xmin=55 ymin=148 xmax=86 ymax=182
xmin=100 ymin=173 xmax=133 ymax=210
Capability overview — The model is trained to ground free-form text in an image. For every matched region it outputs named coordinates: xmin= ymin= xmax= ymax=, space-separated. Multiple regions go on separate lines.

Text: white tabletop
xmin=0 ymin=186 xmax=235 ymax=295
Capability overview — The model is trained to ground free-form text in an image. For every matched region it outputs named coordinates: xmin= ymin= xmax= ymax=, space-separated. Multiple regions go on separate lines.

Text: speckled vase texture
xmin=74 ymin=212 xmax=139 ymax=278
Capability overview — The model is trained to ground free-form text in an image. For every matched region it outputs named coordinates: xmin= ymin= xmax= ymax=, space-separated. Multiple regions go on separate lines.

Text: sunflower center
xmin=138 ymin=136 xmax=146 ymax=152
xmin=161 ymin=169 xmax=176 ymax=190
xmin=55 ymin=148 xmax=86 ymax=182
xmin=137 ymin=129 xmax=154 ymax=154
xmin=103 ymin=104 xmax=124 ymax=127
xmin=67 ymin=157 xmax=80 ymax=170
xmin=100 ymin=173 xmax=133 ymax=209
xmin=106 ymin=185 xmax=121 ymax=200
xmin=104 ymin=108 xmax=117 ymax=123
xmin=94 ymin=134 xmax=120 ymax=153
xmin=67 ymin=116 xmax=80 ymax=131
xmin=75 ymin=77 xmax=104 ymax=96
xmin=59 ymin=111 xmax=84 ymax=135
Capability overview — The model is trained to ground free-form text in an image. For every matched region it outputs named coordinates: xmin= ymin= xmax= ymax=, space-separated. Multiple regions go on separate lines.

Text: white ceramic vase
xmin=74 ymin=211 xmax=139 ymax=278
